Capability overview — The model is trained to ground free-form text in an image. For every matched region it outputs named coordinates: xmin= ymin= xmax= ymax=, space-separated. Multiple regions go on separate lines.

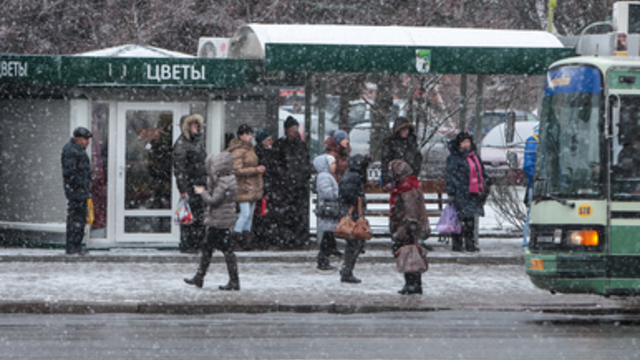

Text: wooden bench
xmin=363 ymin=180 xmax=450 ymax=241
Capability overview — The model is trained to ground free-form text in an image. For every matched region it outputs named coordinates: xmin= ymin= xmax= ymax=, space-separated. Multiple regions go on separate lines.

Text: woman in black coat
xmin=338 ymin=154 xmax=370 ymax=283
xmin=445 ymin=132 xmax=492 ymax=252
xmin=253 ymin=129 xmax=279 ymax=249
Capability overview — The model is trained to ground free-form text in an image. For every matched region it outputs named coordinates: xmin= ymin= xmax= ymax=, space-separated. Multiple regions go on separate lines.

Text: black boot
xmin=402 ymin=273 xmax=423 ymax=295
xmin=326 ymin=232 xmax=343 ymax=257
xmin=219 ymin=252 xmax=240 ymax=291
xmin=398 ymin=273 xmax=411 ymax=294
xmin=184 ymin=248 xmax=212 ymax=288
xmin=317 ymin=233 xmax=337 ymax=272
xmin=451 ymin=234 xmax=464 ymax=252
xmin=465 ymin=236 xmax=480 ymax=252
xmin=230 ymin=231 xmax=243 ymax=252
xmin=340 ymin=240 xmax=363 ymax=283
xmin=241 ymin=231 xmax=254 ymax=251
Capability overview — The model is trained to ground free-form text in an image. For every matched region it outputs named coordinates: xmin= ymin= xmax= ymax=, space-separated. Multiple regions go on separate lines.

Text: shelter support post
xmin=317 ymin=75 xmax=326 ymax=158
xmin=207 ymin=100 xmax=225 ymax=155
xmin=458 ymin=74 xmax=468 ymax=132
xmin=472 ymin=74 xmax=484 ymax=247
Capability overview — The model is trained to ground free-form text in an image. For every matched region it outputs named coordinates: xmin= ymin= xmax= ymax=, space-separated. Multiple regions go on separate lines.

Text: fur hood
xmin=180 ymin=114 xmax=205 ymax=140
xmin=389 ymin=159 xmax=414 ymax=183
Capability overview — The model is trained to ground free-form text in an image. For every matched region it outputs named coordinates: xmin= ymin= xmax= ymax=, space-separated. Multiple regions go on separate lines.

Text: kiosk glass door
xmin=116 ymin=103 xmax=183 ymax=242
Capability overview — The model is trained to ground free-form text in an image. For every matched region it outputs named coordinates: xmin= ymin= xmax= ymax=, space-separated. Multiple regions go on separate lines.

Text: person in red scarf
xmin=389 ymin=159 xmax=430 ymax=295
xmin=445 ymin=132 xmax=492 ymax=252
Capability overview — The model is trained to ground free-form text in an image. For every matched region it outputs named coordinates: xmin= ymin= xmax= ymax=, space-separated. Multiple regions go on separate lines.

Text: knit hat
xmin=326 ymin=154 xmax=336 ymax=167
xmin=284 ymin=116 xmax=299 ymax=129
xmin=255 ymin=128 xmax=271 ymax=144
xmin=333 ymin=130 xmax=348 ymax=144
xmin=237 ymin=124 xmax=253 ymax=136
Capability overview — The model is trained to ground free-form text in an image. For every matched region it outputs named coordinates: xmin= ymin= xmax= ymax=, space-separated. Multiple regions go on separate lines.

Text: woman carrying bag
xmin=445 ymin=132 xmax=492 ymax=252
xmin=184 ymin=152 xmax=240 ymax=290
xmin=389 ymin=159 xmax=430 ymax=295
xmin=337 ymin=154 xmax=370 ymax=283
xmin=313 ymin=154 xmax=342 ymax=272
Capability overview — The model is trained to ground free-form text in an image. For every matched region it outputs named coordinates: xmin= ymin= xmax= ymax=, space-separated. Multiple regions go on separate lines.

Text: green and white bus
xmin=525 ymin=55 xmax=640 ymax=296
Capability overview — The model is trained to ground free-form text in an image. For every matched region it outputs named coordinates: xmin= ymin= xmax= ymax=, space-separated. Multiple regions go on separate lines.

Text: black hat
xmin=237 ymin=124 xmax=253 ymax=136
xmin=454 ymin=132 xmax=473 ymax=146
xmin=284 ymin=116 xmax=299 ymax=129
xmin=73 ymin=127 xmax=93 ymax=139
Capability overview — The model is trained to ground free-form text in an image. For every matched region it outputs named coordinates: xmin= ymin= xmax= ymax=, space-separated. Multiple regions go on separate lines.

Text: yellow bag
xmin=86 ymin=198 xmax=94 ymax=225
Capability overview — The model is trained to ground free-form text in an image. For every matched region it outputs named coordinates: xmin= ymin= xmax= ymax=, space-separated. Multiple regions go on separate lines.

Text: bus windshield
xmin=534 ymin=65 xmax=603 ymax=198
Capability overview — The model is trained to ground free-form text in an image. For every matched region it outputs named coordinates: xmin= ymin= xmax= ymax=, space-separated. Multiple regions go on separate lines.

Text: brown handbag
xmin=334 ymin=197 xmax=373 ymax=241
xmin=395 ymin=238 xmax=428 ymax=273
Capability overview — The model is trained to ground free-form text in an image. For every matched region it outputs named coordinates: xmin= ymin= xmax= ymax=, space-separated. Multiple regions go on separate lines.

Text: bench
xmin=362 ymin=179 xmax=450 ymax=241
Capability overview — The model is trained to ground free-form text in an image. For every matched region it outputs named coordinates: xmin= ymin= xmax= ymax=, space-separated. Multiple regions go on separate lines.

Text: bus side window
xmin=613 ymin=97 xmax=640 ymax=194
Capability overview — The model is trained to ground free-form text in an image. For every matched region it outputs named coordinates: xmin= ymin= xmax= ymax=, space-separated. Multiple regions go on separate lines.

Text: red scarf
xmin=467 ymin=152 xmax=484 ymax=194
xmin=389 ymin=175 xmax=421 ymax=220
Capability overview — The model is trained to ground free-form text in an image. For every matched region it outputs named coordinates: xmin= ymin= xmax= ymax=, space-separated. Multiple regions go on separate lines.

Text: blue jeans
xmin=234 ymin=202 xmax=256 ymax=233
xmin=523 ymin=189 xmax=532 ymax=251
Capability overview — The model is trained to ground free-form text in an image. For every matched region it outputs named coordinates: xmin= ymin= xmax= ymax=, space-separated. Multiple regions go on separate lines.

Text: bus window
xmin=612 ymin=96 xmax=640 ymax=197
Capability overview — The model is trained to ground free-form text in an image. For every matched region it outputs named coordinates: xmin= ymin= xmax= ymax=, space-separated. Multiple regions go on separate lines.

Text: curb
xmin=0 ymin=254 xmax=524 ymax=265
xmin=1 ymin=301 xmax=636 ymax=315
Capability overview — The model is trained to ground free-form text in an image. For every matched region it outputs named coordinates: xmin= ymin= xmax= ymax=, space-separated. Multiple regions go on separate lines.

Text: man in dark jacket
xmin=173 ymin=114 xmax=208 ymax=253
xmin=61 ymin=127 xmax=93 ymax=255
xmin=272 ymin=116 xmax=311 ymax=248
xmin=381 ymin=117 xmax=423 ymax=191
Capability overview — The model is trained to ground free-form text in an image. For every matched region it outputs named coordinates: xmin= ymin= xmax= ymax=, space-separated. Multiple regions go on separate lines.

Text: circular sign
xmin=577 ymin=204 xmax=593 ymax=218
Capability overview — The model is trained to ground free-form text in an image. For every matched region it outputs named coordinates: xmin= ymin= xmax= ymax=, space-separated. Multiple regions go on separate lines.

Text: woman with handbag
xmin=313 ymin=154 xmax=342 ymax=272
xmin=389 ymin=159 xmax=430 ymax=295
xmin=445 ymin=132 xmax=492 ymax=252
xmin=185 ymin=152 xmax=239 ymax=290
xmin=338 ymin=154 xmax=371 ymax=283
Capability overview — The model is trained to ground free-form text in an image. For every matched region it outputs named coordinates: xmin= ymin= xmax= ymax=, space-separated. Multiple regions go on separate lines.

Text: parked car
xmin=467 ymin=110 xmax=538 ymax=137
xmin=480 ymin=121 xmax=539 ymax=185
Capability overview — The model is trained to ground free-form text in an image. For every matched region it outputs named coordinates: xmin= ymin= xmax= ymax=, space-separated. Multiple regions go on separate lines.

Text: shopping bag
xmin=435 ymin=203 xmax=461 ymax=234
xmin=254 ymin=198 xmax=267 ymax=216
xmin=86 ymin=198 xmax=94 ymax=225
xmin=396 ymin=240 xmax=428 ymax=273
xmin=174 ymin=198 xmax=193 ymax=224
xmin=334 ymin=197 xmax=372 ymax=241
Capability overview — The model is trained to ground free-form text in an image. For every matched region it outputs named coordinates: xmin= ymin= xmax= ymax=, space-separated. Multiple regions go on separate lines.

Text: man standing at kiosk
xmin=61 ymin=127 xmax=93 ymax=255
xmin=173 ymin=114 xmax=208 ymax=253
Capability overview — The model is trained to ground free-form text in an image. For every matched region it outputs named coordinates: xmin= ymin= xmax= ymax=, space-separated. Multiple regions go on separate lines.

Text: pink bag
xmin=396 ymin=240 xmax=428 ymax=273
xmin=435 ymin=204 xmax=461 ymax=234
xmin=174 ymin=198 xmax=193 ymax=224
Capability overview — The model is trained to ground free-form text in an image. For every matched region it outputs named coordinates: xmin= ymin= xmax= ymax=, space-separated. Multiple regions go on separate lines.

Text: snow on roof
xmin=75 ymin=44 xmax=194 ymax=58
xmin=230 ymin=24 xmax=565 ymax=58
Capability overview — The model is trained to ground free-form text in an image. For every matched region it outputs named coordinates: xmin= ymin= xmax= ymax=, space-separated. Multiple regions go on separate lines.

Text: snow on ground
xmin=0 ymin=261 xmax=629 ymax=310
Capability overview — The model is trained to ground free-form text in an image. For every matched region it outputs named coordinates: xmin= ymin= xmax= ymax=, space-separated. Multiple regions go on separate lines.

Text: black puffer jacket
xmin=173 ymin=114 xmax=207 ymax=193
xmin=61 ymin=138 xmax=92 ymax=201
xmin=381 ymin=117 xmax=423 ymax=186
xmin=445 ymin=136 xmax=492 ymax=219
xmin=255 ymin=142 xmax=279 ymax=196
xmin=273 ymin=135 xmax=311 ymax=191
xmin=339 ymin=154 xmax=369 ymax=217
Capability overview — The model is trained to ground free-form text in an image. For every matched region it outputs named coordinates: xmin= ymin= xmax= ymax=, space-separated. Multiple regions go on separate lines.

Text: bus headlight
xmin=568 ymin=230 xmax=599 ymax=246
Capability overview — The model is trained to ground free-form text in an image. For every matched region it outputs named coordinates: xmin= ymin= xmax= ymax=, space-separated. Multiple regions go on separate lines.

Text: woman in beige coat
xmin=226 ymin=124 xmax=265 ymax=250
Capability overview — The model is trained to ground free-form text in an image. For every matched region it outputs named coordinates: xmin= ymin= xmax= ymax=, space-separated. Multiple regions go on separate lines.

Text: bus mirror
xmin=505 ymin=111 xmax=516 ymax=143
xmin=507 ymin=151 xmax=518 ymax=169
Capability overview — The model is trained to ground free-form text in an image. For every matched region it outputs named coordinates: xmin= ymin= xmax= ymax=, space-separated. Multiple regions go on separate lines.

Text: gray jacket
xmin=314 ymin=155 xmax=341 ymax=232
xmin=200 ymin=152 xmax=238 ymax=229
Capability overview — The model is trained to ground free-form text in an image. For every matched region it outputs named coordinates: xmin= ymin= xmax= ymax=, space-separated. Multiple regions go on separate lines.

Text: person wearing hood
xmin=185 ymin=152 xmax=239 ymax=290
xmin=324 ymin=130 xmax=350 ymax=182
xmin=381 ymin=117 xmax=423 ymax=191
xmin=173 ymin=114 xmax=208 ymax=253
xmin=314 ymin=154 xmax=343 ymax=272
xmin=225 ymin=124 xmax=265 ymax=251
xmin=272 ymin=116 xmax=312 ymax=248
xmin=253 ymin=128 xmax=279 ymax=249
xmin=445 ymin=132 xmax=492 ymax=252
xmin=389 ymin=159 xmax=430 ymax=295
xmin=338 ymin=154 xmax=371 ymax=283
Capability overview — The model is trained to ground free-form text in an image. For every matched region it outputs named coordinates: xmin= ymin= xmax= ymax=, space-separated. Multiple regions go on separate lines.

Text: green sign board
xmin=0 ymin=55 xmax=262 ymax=88
xmin=265 ymin=44 xmax=575 ymax=75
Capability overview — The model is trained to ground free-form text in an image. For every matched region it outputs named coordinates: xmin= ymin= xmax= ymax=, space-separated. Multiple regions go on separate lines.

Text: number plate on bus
xmin=530 ymin=259 xmax=544 ymax=271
